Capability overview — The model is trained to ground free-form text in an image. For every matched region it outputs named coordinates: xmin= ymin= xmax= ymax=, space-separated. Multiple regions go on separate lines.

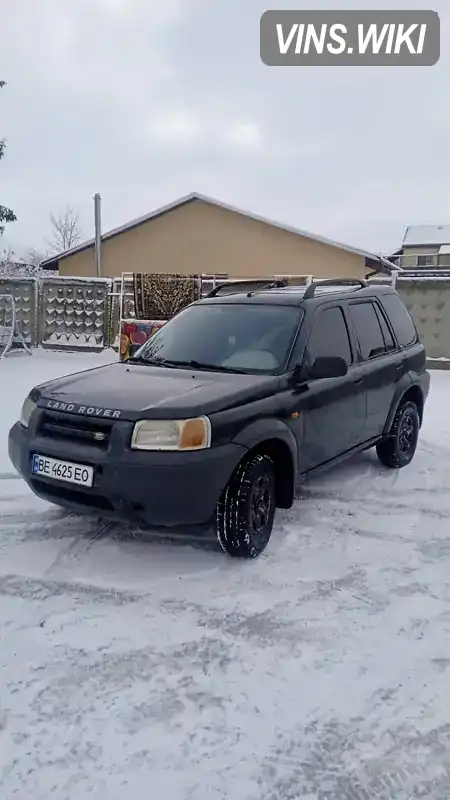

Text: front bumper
xmin=8 ymin=419 xmax=247 ymax=528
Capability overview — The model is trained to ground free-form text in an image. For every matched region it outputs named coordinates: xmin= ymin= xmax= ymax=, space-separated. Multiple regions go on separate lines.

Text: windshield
xmin=133 ymin=302 xmax=303 ymax=374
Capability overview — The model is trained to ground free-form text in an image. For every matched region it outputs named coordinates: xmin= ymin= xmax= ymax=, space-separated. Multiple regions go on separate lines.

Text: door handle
xmin=353 ymin=377 xmax=363 ymax=385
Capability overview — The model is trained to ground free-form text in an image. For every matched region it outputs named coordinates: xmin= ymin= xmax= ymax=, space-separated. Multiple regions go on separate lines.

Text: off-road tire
xmin=216 ymin=453 xmax=276 ymax=558
xmin=376 ymin=400 xmax=420 ymax=469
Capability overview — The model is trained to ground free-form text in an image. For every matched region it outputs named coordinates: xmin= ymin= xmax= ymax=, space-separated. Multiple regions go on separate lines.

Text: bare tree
xmin=22 ymin=247 xmax=46 ymax=267
xmin=0 ymin=245 xmax=25 ymax=278
xmin=46 ymin=205 xmax=82 ymax=254
xmin=0 ymin=244 xmax=15 ymax=265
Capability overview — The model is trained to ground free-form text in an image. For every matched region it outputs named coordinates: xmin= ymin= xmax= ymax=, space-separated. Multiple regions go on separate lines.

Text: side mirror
xmin=309 ymin=356 xmax=348 ymax=379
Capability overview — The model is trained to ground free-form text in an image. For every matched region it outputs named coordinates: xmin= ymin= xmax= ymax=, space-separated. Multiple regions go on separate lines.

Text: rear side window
xmin=373 ymin=303 xmax=396 ymax=351
xmin=348 ymin=301 xmax=385 ymax=359
xmin=306 ymin=306 xmax=352 ymax=365
xmin=380 ymin=293 xmax=417 ymax=347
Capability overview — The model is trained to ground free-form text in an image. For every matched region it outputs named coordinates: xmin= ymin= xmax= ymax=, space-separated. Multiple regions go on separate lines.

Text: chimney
xmin=94 ymin=193 xmax=102 ymax=277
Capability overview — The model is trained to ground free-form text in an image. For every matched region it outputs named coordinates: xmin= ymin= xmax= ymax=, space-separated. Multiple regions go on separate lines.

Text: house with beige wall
xmin=41 ymin=193 xmax=395 ymax=280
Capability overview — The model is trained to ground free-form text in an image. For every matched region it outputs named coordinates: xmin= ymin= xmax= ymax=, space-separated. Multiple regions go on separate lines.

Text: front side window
xmin=306 ymin=306 xmax=352 ymax=366
xmin=134 ymin=302 xmax=303 ymax=374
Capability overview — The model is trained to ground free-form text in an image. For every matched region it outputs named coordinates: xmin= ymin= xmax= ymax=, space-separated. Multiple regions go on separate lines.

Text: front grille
xmin=38 ymin=411 xmax=114 ymax=450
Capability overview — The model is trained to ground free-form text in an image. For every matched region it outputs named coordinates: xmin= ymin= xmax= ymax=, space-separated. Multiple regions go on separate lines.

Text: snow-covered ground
xmin=1 ymin=350 xmax=450 ymax=799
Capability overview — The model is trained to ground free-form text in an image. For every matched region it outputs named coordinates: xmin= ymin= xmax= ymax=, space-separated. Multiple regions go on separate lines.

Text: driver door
xmin=299 ymin=304 xmax=367 ymax=472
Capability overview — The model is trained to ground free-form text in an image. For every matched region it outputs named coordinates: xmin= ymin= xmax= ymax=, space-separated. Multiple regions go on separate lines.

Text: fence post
xmin=36 ymin=278 xmax=43 ymax=346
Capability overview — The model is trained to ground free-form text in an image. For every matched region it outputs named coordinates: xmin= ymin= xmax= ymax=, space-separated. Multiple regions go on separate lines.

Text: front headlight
xmin=131 ymin=416 xmax=211 ymax=451
xmin=20 ymin=396 xmax=37 ymax=428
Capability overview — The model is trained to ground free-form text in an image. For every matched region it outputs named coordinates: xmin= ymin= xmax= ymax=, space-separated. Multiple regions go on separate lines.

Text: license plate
xmin=32 ymin=454 xmax=94 ymax=487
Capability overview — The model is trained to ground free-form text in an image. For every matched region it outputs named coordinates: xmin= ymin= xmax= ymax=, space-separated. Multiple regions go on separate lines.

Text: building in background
xmin=40 ymin=192 xmax=395 ymax=280
xmin=392 ymin=225 xmax=450 ymax=270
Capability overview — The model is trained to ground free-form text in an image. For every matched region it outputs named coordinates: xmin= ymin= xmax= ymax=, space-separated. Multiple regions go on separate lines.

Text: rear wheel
xmin=376 ymin=400 xmax=420 ymax=469
xmin=216 ymin=453 xmax=276 ymax=558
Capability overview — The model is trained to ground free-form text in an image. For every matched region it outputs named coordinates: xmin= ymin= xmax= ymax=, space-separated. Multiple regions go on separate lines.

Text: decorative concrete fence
xmin=370 ymin=275 xmax=450 ymax=361
xmin=0 ymin=275 xmax=112 ymax=352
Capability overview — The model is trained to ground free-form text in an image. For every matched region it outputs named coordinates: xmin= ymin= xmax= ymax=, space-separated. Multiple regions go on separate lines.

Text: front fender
xmin=233 ymin=417 xmax=299 ymax=477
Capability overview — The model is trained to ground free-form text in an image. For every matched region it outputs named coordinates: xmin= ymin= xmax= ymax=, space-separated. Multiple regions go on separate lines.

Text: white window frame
xmin=416 ymin=254 xmax=438 ymax=267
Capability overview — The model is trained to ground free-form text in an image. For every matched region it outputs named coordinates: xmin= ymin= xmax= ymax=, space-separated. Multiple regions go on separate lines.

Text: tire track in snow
xmin=44 ymin=519 xmax=119 ymax=574
xmin=0 ymin=573 xmax=149 ymax=605
xmin=252 ymin=719 xmax=450 ymax=800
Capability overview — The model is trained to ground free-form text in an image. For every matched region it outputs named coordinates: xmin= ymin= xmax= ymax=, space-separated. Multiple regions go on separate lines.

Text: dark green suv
xmin=9 ymin=278 xmax=430 ymax=559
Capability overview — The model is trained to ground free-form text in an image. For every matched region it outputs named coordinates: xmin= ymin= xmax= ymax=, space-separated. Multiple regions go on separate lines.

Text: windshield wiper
xmin=153 ymin=359 xmax=248 ymax=374
xmin=129 ymin=356 xmax=248 ymax=374
xmin=128 ymin=356 xmax=172 ymax=367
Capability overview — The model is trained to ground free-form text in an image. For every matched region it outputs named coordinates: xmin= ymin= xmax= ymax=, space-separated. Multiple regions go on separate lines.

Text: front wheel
xmin=216 ymin=453 xmax=276 ymax=558
xmin=376 ymin=400 xmax=420 ymax=469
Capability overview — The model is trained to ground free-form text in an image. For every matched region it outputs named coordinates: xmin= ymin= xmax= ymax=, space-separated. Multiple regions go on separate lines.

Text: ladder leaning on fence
xmin=0 ymin=294 xmax=32 ymax=359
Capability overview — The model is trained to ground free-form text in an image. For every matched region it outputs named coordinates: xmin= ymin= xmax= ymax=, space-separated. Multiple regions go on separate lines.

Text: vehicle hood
xmin=35 ymin=362 xmax=280 ymax=420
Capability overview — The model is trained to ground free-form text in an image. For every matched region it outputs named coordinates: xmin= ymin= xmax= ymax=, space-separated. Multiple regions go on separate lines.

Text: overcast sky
xmin=1 ymin=0 xmax=449 ymax=259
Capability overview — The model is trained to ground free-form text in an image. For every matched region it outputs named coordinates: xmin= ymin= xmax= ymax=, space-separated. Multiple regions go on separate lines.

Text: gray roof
xmin=41 ymin=192 xmax=395 ymax=272
xmin=403 ymin=225 xmax=450 ymax=247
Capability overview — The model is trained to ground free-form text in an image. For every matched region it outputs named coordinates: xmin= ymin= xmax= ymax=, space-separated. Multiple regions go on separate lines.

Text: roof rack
xmin=303 ymin=278 xmax=368 ymax=300
xmin=205 ymin=278 xmax=287 ymax=298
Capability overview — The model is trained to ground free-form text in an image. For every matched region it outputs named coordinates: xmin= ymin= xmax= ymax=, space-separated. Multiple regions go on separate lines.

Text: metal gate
xmin=0 ymin=277 xmax=38 ymax=347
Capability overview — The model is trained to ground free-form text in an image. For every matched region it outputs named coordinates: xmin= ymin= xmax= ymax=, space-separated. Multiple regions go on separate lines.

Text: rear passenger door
xmin=300 ymin=304 xmax=367 ymax=471
xmin=346 ymin=299 xmax=404 ymax=441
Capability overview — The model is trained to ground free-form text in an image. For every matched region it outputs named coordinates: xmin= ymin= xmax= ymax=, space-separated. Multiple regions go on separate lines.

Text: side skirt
xmin=295 ymin=436 xmax=382 ymax=487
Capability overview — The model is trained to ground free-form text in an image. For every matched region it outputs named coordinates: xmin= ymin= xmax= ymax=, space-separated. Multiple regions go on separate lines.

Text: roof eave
xmin=365 ymin=255 xmax=398 ymax=275
xmin=403 ymin=241 xmax=436 ymax=248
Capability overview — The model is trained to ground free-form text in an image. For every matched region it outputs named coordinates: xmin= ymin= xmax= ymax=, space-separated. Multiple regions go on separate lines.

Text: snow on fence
xmin=2 ymin=272 xmax=450 ymax=358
